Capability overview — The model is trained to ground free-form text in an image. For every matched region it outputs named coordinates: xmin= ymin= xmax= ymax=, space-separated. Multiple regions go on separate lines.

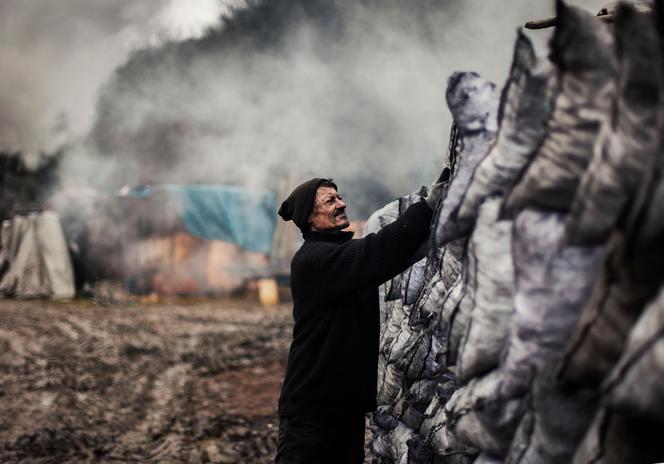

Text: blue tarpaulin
xmin=161 ymin=185 xmax=277 ymax=254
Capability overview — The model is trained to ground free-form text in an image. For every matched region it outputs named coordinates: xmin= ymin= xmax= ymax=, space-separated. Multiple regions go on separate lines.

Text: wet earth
xmin=0 ymin=298 xmax=296 ymax=463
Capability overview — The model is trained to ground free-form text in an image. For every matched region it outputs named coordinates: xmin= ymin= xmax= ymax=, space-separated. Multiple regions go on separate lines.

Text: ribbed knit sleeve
xmin=296 ymin=200 xmax=433 ymax=296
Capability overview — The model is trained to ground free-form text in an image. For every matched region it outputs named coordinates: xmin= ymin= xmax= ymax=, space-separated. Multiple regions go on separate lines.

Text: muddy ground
xmin=0 ymin=298 xmax=374 ymax=463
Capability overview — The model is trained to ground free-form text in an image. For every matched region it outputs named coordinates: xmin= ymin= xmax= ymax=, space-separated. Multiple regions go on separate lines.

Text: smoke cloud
xmin=0 ymin=0 xmax=233 ymax=165
xmin=2 ymin=0 xmax=608 ymax=217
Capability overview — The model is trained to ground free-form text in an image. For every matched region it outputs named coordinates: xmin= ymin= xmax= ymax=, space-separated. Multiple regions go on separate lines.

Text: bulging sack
xmin=501 ymin=1 xmax=617 ymax=217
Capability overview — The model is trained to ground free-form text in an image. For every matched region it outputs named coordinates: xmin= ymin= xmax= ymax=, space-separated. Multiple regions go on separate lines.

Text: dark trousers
xmin=275 ymin=413 xmax=366 ymax=464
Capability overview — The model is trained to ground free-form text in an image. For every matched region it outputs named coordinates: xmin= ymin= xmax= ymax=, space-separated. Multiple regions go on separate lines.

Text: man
xmin=275 ymin=177 xmax=443 ymax=464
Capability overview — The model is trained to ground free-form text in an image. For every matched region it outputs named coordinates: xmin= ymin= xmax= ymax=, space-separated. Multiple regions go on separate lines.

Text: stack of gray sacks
xmin=365 ymin=1 xmax=664 ymax=463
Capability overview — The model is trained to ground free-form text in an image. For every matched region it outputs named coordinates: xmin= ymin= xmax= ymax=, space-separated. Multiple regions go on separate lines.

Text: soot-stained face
xmin=309 ymin=186 xmax=350 ymax=232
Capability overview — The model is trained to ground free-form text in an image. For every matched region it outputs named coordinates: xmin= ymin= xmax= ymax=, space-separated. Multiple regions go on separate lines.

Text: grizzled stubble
xmin=308 ymin=186 xmax=350 ymax=232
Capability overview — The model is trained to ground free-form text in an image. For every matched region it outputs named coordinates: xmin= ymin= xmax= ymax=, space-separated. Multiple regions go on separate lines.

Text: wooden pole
xmin=525 ymin=13 xmax=616 ymax=30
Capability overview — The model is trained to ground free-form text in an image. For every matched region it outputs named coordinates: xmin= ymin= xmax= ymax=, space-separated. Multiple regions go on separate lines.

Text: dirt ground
xmin=0 ymin=297 xmax=373 ymax=463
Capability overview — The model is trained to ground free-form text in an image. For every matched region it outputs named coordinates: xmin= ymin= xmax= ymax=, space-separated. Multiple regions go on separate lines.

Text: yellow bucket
xmin=258 ymin=278 xmax=279 ymax=306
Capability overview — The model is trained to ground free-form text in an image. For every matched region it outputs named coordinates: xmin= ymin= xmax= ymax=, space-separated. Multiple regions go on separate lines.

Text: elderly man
xmin=275 ymin=177 xmax=443 ymax=464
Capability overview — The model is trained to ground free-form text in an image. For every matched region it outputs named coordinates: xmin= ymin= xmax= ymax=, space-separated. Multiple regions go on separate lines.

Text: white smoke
xmin=0 ymin=0 xmax=240 ymax=165
xmin=1 ymin=0 xmax=610 ymax=215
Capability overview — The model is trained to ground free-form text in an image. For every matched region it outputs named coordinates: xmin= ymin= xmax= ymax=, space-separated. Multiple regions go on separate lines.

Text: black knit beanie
xmin=278 ymin=178 xmax=336 ymax=231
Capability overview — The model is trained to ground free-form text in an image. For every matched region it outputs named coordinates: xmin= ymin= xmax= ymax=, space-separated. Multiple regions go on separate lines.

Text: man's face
xmin=309 ymin=186 xmax=350 ymax=232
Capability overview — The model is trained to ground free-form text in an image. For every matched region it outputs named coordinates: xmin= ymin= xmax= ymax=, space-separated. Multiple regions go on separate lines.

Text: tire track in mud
xmin=0 ymin=299 xmax=292 ymax=463
xmin=109 ymin=363 xmax=191 ymax=462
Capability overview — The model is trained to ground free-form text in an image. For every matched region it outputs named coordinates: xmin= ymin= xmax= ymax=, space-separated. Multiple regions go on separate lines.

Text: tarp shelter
xmin=44 ymin=184 xmax=277 ymax=296
xmin=0 ymin=211 xmax=75 ymax=299
xmin=126 ymin=185 xmax=278 ymax=254
xmin=126 ymin=185 xmax=277 ymax=295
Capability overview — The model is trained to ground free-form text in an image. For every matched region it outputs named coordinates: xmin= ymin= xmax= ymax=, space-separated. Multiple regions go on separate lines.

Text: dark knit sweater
xmin=278 ymin=199 xmax=433 ymax=416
